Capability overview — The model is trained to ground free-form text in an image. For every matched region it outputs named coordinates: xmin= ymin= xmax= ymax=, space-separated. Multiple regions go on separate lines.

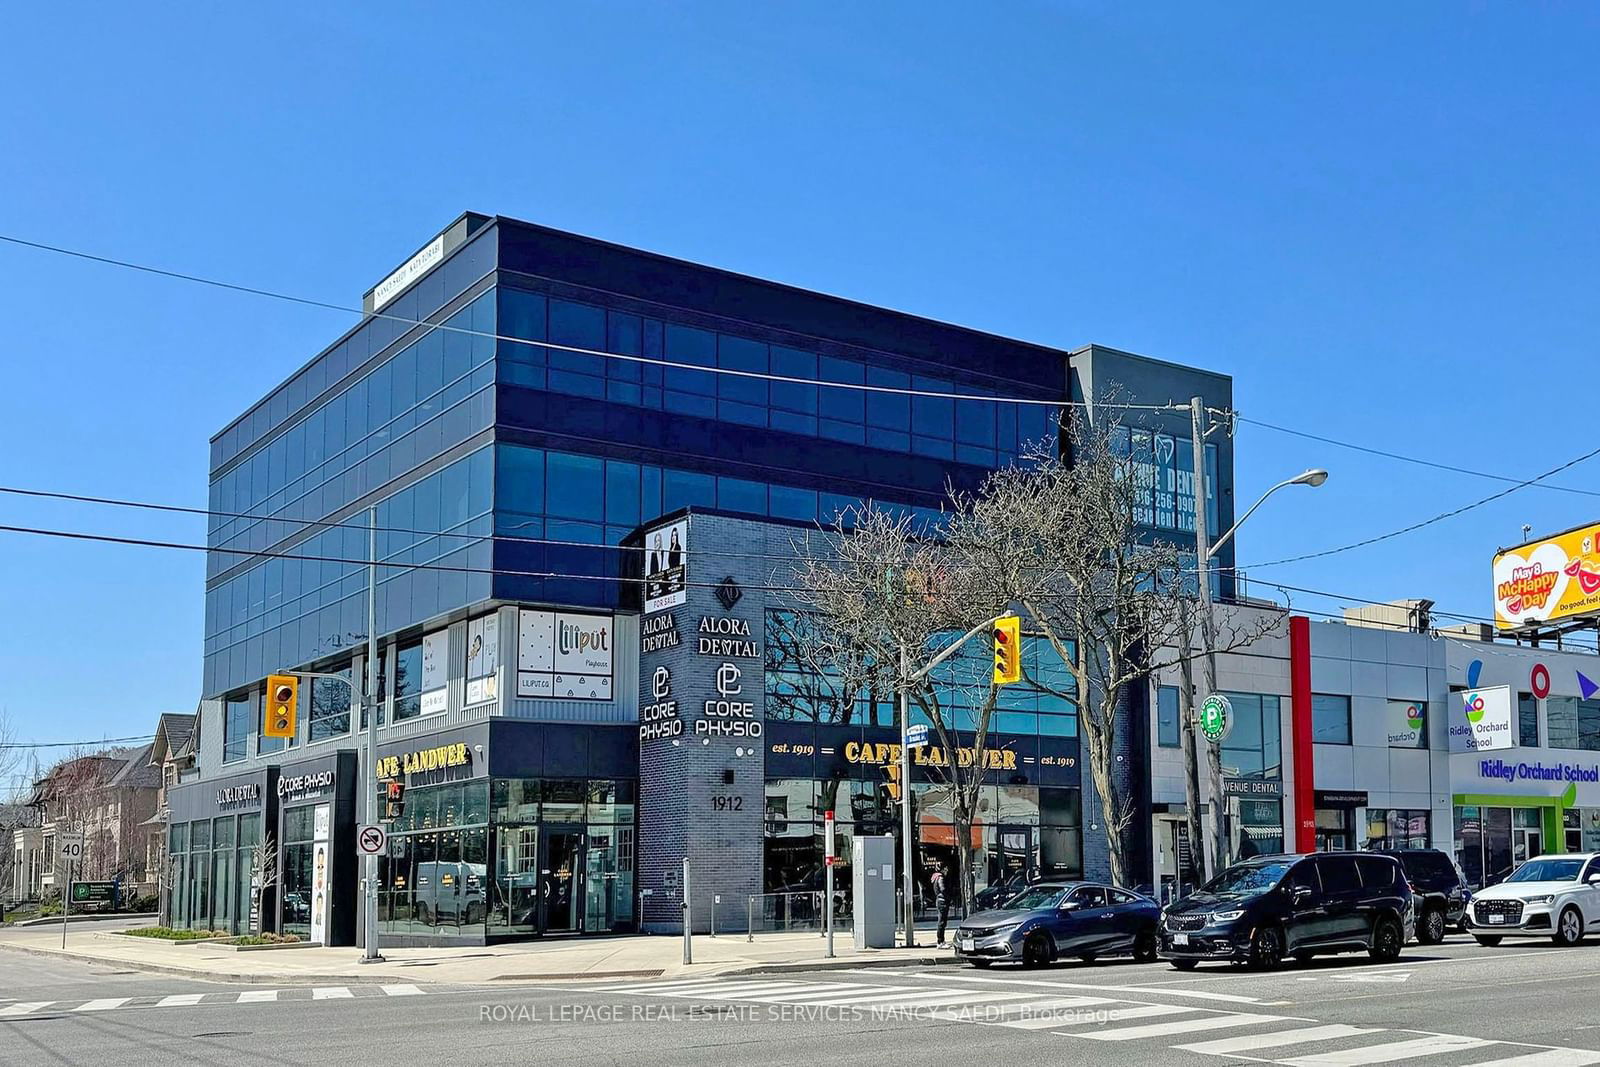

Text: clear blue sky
xmin=3 ymin=4 xmax=1599 ymax=751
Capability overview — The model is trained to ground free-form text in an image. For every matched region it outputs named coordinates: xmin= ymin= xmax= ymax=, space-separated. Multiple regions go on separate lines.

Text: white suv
xmin=1466 ymin=853 xmax=1600 ymax=947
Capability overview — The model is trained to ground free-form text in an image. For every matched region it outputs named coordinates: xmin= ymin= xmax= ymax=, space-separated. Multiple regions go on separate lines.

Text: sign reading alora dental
xmin=1448 ymin=685 xmax=1515 ymax=753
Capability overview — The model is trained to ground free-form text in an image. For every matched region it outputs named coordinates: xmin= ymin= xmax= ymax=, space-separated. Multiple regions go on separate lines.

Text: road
xmin=4 ymin=933 xmax=1600 ymax=1065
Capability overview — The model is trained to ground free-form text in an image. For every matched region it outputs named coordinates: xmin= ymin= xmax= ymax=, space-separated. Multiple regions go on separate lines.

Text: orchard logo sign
xmin=1406 ymin=704 xmax=1424 ymax=730
xmin=1465 ymin=694 xmax=1487 ymax=724
xmin=1449 ymin=686 xmax=1514 ymax=753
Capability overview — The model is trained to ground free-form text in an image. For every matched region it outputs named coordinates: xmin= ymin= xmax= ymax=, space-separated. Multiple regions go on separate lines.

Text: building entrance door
xmin=538 ymin=826 xmax=583 ymax=934
xmin=1513 ymin=827 xmax=1543 ymax=867
xmin=493 ymin=826 xmax=539 ymax=937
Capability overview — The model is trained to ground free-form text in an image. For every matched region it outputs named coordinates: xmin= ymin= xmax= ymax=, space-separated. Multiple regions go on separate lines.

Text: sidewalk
xmin=0 ymin=916 xmax=961 ymax=985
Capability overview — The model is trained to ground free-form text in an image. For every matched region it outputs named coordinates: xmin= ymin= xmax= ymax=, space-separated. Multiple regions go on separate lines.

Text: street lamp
xmin=1188 ymin=395 xmax=1326 ymax=877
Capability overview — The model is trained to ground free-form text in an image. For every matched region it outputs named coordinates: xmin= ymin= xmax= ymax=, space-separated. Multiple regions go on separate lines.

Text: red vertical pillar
xmin=1290 ymin=615 xmax=1316 ymax=853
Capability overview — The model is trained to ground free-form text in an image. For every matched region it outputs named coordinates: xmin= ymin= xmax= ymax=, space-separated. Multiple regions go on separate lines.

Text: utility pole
xmin=362 ymin=506 xmax=383 ymax=963
xmin=899 ymin=642 xmax=915 ymax=949
xmin=1189 ymin=397 xmax=1230 ymax=875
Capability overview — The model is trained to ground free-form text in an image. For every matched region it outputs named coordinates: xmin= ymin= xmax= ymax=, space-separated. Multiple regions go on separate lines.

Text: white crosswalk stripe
xmin=154 ymin=994 xmax=207 ymax=1008
xmin=74 ymin=999 xmax=131 ymax=1012
xmin=380 ymin=985 xmax=426 ymax=997
xmin=0 ymin=1002 xmax=53 ymax=1018
xmin=1074 ymin=1011 xmax=1283 ymax=1041
xmin=236 ymin=990 xmax=280 ymax=1003
xmin=1279 ymin=1033 xmax=1492 ymax=1065
xmin=1178 ymin=1024 xmax=1383 ymax=1055
xmin=312 ymin=987 xmax=354 ymax=1000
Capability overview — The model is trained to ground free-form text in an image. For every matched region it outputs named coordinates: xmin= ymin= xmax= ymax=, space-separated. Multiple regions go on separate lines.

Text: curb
xmin=0 ymin=940 xmax=441 ymax=986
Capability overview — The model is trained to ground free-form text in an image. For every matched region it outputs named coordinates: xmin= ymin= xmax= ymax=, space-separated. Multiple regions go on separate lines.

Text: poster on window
xmin=420 ymin=630 xmax=448 ymax=715
xmin=517 ymin=609 xmax=613 ymax=700
xmin=643 ymin=519 xmax=688 ymax=614
xmin=465 ymin=613 xmax=499 ymax=706
xmin=309 ymin=803 xmax=331 ymax=946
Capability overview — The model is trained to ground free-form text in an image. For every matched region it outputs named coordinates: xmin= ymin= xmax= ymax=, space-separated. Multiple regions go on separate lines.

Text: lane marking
xmin=312 ymin=987 xmax=353 ymax=1000
xmin=236 ymin=990 xmax=279 ymax=1003
xmin=155 ymin=994 xmax=207 ymax=1008
xmin=865 ymin=969 xmax=1276 ymax=1005
xmin=380 ymin=984 xmax=426 ymax=997
xmin=1177 ymin=1024 xmax=1383 ymax=1055
xmin=1074 ymin=1012 xmax=1288 ymax=1041
xmin=0 ymin=1002 xmax=53 ymax=1018
xmin=1280 ymin=1033 xmax=1492 ymax=1066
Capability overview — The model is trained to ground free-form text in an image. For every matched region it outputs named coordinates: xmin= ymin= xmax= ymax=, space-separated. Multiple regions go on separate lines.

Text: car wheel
xmin=1369 ymin=916 xmax=1404 ymax=962
xmin=1417 ymin=908 xmax=1447 ymax=945
xmin=968 ymin=959 xmax=992 ymax=969
xmin=1170 ymin=958 xmax=1199 ymax=971
xmin=1021 ymin=931 xmax=1054 ymax=968
xmin=1133 ymin=928 xmax=1159 ymax=963
xmin=1249 ymin=925 xmax=1284 ymax=971
xmin=1473 ymin=935 xmax=1503 ymax=947
xmin=1553 ymin=906 xmax=1584 ymax=947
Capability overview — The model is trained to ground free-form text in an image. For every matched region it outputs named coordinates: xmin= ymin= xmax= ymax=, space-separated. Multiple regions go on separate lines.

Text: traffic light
xmin=992 ymin=615 xmax=1022 ymax=685
xmin=384 ymin=780 xmax=406 ymax=822
xmin=263 ymin=674 xmax=298 ymax=738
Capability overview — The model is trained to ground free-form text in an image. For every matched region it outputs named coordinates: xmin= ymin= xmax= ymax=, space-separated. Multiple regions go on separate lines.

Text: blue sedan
xmin=953 ymin=882 xmax=1162 ymax=968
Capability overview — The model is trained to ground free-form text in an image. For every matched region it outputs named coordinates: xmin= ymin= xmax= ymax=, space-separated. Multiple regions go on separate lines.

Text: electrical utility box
xmin=851 ymin=835 xmax=897 ymax=949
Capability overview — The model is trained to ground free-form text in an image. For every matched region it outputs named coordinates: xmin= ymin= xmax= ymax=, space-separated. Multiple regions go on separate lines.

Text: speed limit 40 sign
xmin=57 ymin=833 xmax=84 ymax=862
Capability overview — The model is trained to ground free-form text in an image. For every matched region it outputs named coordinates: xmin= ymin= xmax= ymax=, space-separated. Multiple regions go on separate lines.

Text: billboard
xmin=643 ymin=518 xmax=688 ymax=614
xmin=516 ymin=609 xmax=614 ymax=700
xmin=1447 ymin=685 xmax=1516 ymax=753
xmin=1494 ymin=521 xmax=1600 ymax=630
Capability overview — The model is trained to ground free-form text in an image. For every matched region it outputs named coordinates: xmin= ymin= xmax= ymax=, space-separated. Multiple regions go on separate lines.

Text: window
xmin=309 ymin=667 xmax=352 ymax=741
xmin=1312 ymin=694 xmax=1352 ymax=745
xmin=393 ymin=640 xmax=423 ymax=722
xmin=223 ymin=692 xmax=253 ymax=763
xmin=1386 ymin=700 xmax=1427 ymax=749
xmin=1518 ymin=693 xmax=1539 ymax=747
xmin=1157 ymin=686 xmax=1181 ymax=748
xmin=1316 ymin=855 xmax=1360 ymax=893
xmin=1219 ymin=692 xmax=1281 ymax=779
xmin=1547 ymin=698 xmax=1600 ymax=751
xmin=1356 ymin=856 xmax=1397 ymax=888
xmin=1070 ymin=885 xmax=1107 ymax=909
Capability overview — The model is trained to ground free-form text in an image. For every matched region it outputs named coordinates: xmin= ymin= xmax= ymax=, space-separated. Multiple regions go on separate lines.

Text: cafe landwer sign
xmin=1198 ymin=694 xmax=1232 ymax=744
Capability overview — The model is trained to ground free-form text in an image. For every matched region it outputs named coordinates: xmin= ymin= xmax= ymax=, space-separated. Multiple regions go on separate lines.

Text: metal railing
xmin=746 ymin=891 xmax=852 ymax=940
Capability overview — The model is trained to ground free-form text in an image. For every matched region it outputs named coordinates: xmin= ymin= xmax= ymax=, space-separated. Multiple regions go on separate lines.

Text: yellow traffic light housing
xmin=992 ymin=615 xmax=1022 ymax=685
xmin=263 ymin=674 xmax=299 ymax=739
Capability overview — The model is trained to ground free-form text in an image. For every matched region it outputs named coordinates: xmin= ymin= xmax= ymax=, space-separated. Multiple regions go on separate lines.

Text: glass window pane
xmin=547 ymin=452 xmax=604 ymax=520
xmin=1312 ymin=694 xmax=1352 ymax=745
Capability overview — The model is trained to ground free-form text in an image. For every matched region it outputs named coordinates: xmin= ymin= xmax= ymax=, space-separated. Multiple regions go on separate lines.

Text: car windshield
xmin=1004 ymin=887 xmax=1069 ymax=910
xmin=1202 ymin=861 xmax=1293 ymax=897
xmin=1506 ymin=858 xmax=1585 ymax=883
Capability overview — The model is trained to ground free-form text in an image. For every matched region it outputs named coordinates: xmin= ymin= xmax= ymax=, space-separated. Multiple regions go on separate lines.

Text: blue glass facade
xmin=203 ymin=215 xmax=1212 ymax=718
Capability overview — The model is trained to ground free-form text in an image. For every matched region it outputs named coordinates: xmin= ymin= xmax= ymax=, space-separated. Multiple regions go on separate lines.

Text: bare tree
xmin=944 ymin=415 xmax=1276 ymax=887
xmin=156 ymin=848 xmax=183 ymax=928
xmin=249 ymin=832 xmax=279 ymax=934
xmin=789 ymin=507 xmax=1013 ymax=915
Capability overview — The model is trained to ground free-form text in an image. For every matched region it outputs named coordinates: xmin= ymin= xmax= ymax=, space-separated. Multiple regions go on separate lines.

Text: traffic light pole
xmin=898 ymin=613 xmax=1010 ymax=948
xmin=362 ymin=505 xmax=383 ymax=963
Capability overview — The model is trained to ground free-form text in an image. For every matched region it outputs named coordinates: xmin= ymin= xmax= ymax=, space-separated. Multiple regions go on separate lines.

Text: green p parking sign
xmin=1198 ymin=694 xmax=1232 ymax=744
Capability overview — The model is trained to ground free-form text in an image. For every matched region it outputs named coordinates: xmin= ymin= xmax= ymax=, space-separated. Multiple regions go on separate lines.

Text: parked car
xmin=971 ymin=870 xmax=1030 ymax=913
xmin=1159 ymin=852 xmax=1414 ymax=971
xmin=1371 ymin=848 xmax=1468 ymax=944
xmin=1464 ymin=853 xmax=1600 ymax=947
xmin=952 ymin=881 xmax=1160 ymax=968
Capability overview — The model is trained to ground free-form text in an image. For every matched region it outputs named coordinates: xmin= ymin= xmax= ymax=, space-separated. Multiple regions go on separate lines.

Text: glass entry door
xmin=538 ymin=826 xmax=583 ymax=934
xmin=493 ymin=826 xmax=540 ymax=937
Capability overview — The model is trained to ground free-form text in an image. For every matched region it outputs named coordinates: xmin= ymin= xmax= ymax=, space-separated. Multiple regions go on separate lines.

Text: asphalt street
xmin=5 ymin=933 xmax=1600 ymax=1066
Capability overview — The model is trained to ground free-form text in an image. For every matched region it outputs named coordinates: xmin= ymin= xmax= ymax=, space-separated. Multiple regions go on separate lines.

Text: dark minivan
xmin=1371 ymin=848 xmax=1468 ymax=943
xmin=1159 ymin=852 xmax=1414 ymax=970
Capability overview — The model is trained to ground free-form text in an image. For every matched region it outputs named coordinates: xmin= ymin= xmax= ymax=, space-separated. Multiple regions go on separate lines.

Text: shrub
xmin=117 ymin=926 xmax=227 ymax=940
xmin=226 ymin=932 xmax=303 ymax=946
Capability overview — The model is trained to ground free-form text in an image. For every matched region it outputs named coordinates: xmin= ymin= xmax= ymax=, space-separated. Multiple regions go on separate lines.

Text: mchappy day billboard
xmin=1494 ymin=521 xmax=1600 ymax=631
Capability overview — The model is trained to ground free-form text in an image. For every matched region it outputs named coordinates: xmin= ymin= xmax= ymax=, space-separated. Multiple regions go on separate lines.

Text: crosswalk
xmin=0 ymin=984 xmax=426 ymax=1019
xmin=586 ymin=975 xmax=1600 ymax=1066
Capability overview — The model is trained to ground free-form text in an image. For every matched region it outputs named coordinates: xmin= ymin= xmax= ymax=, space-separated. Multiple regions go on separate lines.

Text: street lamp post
xmin=1189 ymin=395 xmax=1326 ymax=874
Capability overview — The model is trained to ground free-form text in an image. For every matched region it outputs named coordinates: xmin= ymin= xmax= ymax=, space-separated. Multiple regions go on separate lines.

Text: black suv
xmin=1371 ymin=848 xmax=1467 ymax=944
xmin=1158 ymin=852 xmax=1415 ymax=970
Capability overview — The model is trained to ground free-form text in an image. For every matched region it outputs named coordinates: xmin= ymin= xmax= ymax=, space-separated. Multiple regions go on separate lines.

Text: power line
xmin=1237 ymin=441 xmax=1600 ymax=570
xmin=0 ymin=735 xmax=155 ymax=750
xmin=0 ymin=232 xmax=1184 ymax=413
xmin=1237 ymin=415 xmax=1600 ymax=500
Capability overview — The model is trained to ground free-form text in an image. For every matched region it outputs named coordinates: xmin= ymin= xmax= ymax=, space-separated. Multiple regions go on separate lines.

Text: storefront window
xmin=1367 ymin=808 xmax=1429 ymax=850
xmin=393 ymin=640 xmax=424 ymax=722
xmin=1518 ymin=693 xmax=1539 ymax=747
xmin=1157 ymin=686 xmax=1181 ymax=748
xmin=223 ymin=693 xmax=252 ymax=763
xmin=1547 ymin=697 xmax=1600 ymax=751
xmin=541 ymin=780 xmax=586 ymax=823
xmin=309 ymin=668 xmax=352 ymax=741
xmin=1238 ymin=798 xmax=1284 ymax=857
xmin=280 ymin=806 xmax=316 ymax=938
